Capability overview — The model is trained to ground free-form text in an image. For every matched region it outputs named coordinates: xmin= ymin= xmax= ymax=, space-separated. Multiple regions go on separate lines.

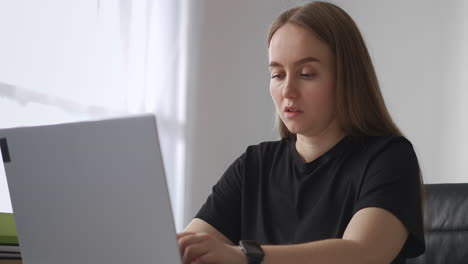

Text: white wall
xmin=183 ymin=0 xmax=468 ymax=226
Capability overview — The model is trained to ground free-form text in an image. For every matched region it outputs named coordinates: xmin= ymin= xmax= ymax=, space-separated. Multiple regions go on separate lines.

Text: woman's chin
xmin=286 ymin=125 xmax=317 ymax=137
xmin=285 ymin=126 xmax=302 ymax=135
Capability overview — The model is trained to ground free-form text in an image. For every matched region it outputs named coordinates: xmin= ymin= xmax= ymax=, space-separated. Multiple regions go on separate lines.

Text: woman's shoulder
xmin=244 ymin=138 xmax=289 ymax=153
xmin=351 ymin=135 xmax=414 ymax=151
xmin=348 ymin=135 xmax=417 ymax=163
xmin=238 ymin=138 xmax=291 ymax=164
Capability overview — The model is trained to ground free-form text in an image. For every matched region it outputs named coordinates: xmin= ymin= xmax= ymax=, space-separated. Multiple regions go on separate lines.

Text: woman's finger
xmin=183 ymin=243 xmax=209 ymax=264
xmin=178 ymin=233 xmax=206 ymax=256
xmin=177 ymin=232 xmax=196 ymax=239
xmin=190 ymin=257 xmax=203 ymax=264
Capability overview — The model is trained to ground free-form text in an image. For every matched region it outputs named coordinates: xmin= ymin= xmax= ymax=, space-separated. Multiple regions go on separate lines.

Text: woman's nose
xmin=281 ymin=76 xmax=298 ymax=99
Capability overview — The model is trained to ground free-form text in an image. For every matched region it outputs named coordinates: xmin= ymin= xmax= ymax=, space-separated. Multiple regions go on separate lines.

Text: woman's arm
xmin=262 ymin=207 xmax=408 ymax=264
xmin=179 ymin=219 xmax=246 ymax=264
xmin=179 ymin=207 xmax=408 ymax=264
xmin=184 ymin=218 xmax=234 ymax=245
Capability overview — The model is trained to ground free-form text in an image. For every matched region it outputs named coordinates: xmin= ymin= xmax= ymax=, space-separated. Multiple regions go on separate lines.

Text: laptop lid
xmin=0 ymin=114 xmax=181 ymax=264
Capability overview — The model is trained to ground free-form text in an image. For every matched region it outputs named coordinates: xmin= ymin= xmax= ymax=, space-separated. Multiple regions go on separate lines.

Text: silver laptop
xmin=0 ymin=114 xmax=181 ymax=264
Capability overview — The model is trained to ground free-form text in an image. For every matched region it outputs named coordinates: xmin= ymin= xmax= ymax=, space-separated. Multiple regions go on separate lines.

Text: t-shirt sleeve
xmin=194 ymin=153 xmax=244 ymax=244
xmin=353 ymin=137 xmax=425 ymax=258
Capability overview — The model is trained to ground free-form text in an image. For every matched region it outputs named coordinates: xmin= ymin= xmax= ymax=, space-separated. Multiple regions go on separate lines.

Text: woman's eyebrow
xmin=269 ymin=57 xmax=321 ymax=68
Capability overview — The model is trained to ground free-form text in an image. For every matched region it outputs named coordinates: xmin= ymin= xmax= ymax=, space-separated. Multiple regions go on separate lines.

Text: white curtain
xmin=0 ymin=0 xmax=187 ymax=230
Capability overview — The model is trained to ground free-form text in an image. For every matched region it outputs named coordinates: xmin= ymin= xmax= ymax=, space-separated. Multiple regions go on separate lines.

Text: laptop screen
xmin=1 ymin=114 xmax=181 ymax=264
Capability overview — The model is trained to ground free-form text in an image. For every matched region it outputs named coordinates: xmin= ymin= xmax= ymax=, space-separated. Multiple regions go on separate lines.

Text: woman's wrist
xmin=231 ymin=245 xmax=248 ymax=264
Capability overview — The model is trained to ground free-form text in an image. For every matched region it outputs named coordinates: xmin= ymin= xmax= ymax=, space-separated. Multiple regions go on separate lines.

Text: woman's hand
xmin=177 ymin=232 xmax=247 ymax=264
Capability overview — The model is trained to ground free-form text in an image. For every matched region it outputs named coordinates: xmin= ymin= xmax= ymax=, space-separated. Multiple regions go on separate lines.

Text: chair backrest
xmin=407 ymin=183 xmax=468 ymax=264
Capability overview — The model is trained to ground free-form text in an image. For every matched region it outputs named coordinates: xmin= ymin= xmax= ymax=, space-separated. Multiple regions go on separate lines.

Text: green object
xmin=0 ymin=213 xmax=18 ymax=245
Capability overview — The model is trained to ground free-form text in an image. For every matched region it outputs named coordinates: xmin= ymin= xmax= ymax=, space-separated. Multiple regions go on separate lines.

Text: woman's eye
xmin=271 ymin=74 xmax=285 ymax=79
xmin=300 ymin=73 xmax=316 ymax=78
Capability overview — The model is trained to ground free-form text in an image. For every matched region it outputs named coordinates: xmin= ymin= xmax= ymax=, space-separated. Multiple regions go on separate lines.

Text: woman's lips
xmin=284 ymin=109 xmax=303 ymax=118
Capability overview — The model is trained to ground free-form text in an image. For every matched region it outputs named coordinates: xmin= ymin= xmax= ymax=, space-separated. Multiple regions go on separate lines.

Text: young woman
xmin=178 ymin=2 xmax=425 ymax=263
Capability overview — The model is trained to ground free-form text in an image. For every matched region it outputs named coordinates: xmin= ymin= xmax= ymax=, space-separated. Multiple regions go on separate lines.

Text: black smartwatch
xmin=239 ymin=240 xmax=264 ymax=264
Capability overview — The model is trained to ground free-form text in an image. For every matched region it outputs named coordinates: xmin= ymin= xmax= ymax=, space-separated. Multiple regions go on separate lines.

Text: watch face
xmin=240 ymin=240 xmax=264 ymax=259
xmin=248 ymin=245 xmax=263 ymax=256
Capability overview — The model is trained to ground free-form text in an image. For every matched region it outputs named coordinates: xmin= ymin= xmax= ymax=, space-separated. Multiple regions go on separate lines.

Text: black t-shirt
xmin=195 ymin=136 xmax=425 ymax=263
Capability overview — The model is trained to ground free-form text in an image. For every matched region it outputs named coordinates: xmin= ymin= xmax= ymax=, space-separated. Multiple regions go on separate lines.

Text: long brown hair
xmin=267 ymin=1 xmax=402 ymax=140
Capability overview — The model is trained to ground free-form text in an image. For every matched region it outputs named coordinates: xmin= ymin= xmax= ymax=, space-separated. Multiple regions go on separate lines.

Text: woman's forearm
xmin=261 ymin=239 xmax=378 ymax=264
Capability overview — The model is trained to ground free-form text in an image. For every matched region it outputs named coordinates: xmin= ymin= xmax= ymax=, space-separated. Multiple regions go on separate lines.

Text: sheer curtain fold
xmin=119 ymin=0 xmax=186 ymax=231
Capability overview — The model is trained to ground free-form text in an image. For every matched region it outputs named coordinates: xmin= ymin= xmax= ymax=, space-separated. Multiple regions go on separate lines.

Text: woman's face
xmin=269 ymin=23 xmax=338 ymax=138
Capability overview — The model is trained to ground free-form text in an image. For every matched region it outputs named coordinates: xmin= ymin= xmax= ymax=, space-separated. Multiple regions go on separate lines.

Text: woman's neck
xmin=295 ymin=124 xmax=346 ymax=163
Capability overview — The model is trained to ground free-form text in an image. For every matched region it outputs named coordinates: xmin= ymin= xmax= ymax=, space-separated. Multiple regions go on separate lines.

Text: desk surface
xmin=0 ymin=260 xmax=22 ymax=264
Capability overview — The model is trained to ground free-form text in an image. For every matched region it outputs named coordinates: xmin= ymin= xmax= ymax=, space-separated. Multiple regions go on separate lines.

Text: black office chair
xmin=407 ymin=183 xmax=468 ymax=264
